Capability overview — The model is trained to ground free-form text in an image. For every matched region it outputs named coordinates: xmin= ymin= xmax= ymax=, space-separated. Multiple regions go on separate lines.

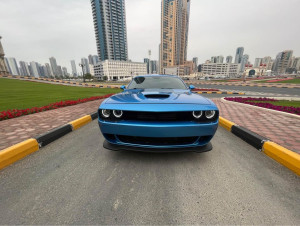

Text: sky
xmin=0 ymin=0 xmax=299 ymax=72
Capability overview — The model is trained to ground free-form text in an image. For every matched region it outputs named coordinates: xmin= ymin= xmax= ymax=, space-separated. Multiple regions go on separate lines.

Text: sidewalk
xmin=0 ymin=99 xmax=104 ymax=150
xmin=213 ymin=99 xmax=300 ymax=154
xmin=1 ymin=98 xmax=299 ymax=154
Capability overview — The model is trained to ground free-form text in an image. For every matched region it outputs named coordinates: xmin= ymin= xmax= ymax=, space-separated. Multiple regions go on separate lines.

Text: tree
xmin=84 ymin=73 xmax=92 ymax=80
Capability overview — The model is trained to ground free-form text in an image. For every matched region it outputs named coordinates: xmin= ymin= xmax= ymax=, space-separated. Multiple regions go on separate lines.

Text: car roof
xmin=134 ymin=74 xmax=179 ymax=78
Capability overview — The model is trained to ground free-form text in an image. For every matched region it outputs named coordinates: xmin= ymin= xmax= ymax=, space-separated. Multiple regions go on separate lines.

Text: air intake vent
xmin=144 ymin=94 xmax=170 ymax=99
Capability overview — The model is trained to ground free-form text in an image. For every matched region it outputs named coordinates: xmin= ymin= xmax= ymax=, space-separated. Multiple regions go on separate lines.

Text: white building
xmin=70 ymin=60 xmax=77 ymax=77
xmin=201 ymin=63 xmax=240 ymax=77
xmin=94 ymin=60 xmax=147 ymax=81
xmin=30 ymin=61 xmax=40 ymax=77
xmin=5 ymin=57 xmax=20 ymax=75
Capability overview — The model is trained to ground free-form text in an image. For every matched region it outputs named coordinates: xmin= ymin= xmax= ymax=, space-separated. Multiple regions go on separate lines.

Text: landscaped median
xmin=218 ymin=116 xmax=300 ymax=176
xmin=224 ymin=97 xmax=300 ymax=115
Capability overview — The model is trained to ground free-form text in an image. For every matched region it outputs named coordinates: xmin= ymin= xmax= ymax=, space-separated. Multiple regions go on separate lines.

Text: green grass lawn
xmin=253 ymin=100 xmax=300 ymax=107
xmin=0 ymin=78 xmax=120 ymax=111
xmin=254 ymin=78 xmax=300 ymax=84
xmin=273 ymin=78 xmax=300 ymax=84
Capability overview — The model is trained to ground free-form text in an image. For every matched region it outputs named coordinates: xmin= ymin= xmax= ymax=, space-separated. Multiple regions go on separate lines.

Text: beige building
xmin=0 ymin=36 xmax=8 ymax=75
xmin=160 ymin=0 xmax=191 ymax=73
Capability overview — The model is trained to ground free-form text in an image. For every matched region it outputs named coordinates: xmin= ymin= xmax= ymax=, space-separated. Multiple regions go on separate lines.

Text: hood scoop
xmin=144 ymin=94 xmax=170 ymax=99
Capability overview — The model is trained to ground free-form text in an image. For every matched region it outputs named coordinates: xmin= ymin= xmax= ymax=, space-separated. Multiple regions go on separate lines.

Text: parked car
xmin=98 ymin=75 xmax=219 ymax=152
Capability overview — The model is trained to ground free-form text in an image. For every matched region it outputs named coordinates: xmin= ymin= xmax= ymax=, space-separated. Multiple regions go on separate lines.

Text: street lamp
xmin=79 ymin=63 xmax=85 ymax=83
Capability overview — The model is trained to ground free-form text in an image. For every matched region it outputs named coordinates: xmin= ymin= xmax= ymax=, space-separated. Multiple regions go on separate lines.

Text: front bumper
xmin=98 ymin=119 xmax=218 ymax=149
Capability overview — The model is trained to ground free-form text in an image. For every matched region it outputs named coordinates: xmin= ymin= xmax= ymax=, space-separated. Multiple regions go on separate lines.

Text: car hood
xmin=105 ymin=89 xmax=211 ymax=105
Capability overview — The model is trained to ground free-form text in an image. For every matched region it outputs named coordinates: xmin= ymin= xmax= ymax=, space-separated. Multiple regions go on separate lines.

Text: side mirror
xmin=120 ymin=85 xmax=126 ymax=90
xmin=189 ymin=85 xmax=195 ymax=90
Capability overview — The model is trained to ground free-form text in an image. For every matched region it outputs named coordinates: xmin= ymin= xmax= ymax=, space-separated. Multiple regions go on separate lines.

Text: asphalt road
xmin=0 ymin=121 xmax=299 ymax=225
xmin=193 ymin=83 xmax=300 ymax=96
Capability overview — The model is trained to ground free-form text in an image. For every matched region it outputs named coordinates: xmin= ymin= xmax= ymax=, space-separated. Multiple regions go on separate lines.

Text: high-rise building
xmin=160 ymin=0 xmax=191 ymax=73
xmin=254 ymin=58 xmax=263 ymax=68
xmin=30 ymin=61 xmax=40 ymax=77
xmin=235 ymin=47 xmax=244 ymax=64
xmin=45 ymin=63 xmax=53 ymax=77
xmin=240 ymin=54 xmax=249 ymax=72
xmin=57 ymin=66 xmax=63 ymax=77
xmin=91 ymin=0 xmax=128 ymax=61
xmin=211 ymin=56 xmax=223 ymax=64
xmin=262 ymin=56 xmax=273 ymax=70
xmin=62 ymin=67 xmax=68 ymax=76
xmin=92 ymin=55 xmax=99 ymax=65
xmin=272 ymin=50 xmax=293 ymax=74
xmin=226 ymin=56 xmax=233 ymax=64
xmin=211 ymin=56 xmax=217 ymax=63
xmin=5 ymin=57 xmax=20 ymax=75
xmin=216 ymin=56 xmax=224 ymax=63
xmin=49 ymin=57 xmax=58 ymax=76
xmin=0 ymin=36 xmax=8 ymax=75
xmin=291 ymin=57 xmax=300 ymax=70
xmin=81 ymin=58 xmax=90 ymax=74
xmin=150 ymin=60 xmax=158 ymax=74
xmin=70 ymin=60 xmax=77 ymax=76
xmin=88 ymin=54 xmax=93 ymax=65
xmin=144 ymin=58 xmax=150 ymax=74
xmin=19 ymin=61 xmax=30 ymax=76
xmin=192 ymin=57 xmax=198 ymax=72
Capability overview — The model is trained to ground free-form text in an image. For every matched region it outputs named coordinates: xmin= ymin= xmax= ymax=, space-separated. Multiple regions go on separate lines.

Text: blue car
xmin=98 ymin=75 xmax=219 ymax=152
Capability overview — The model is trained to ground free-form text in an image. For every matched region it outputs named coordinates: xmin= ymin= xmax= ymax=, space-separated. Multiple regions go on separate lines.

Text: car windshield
xmin=127 ymin=76 xmax=188 ymax=89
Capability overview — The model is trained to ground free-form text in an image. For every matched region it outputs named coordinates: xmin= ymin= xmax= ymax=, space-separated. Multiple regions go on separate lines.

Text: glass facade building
xmin=91 ymin=0 xmax=128 ymax=61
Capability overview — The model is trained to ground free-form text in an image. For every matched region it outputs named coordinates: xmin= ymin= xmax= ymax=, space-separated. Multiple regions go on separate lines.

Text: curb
xmin=219 ymin=116 xmax=300 ymax=176
xmin=197 ymin=91 xmax=245 ymax=95
xmin=1 ymin=109 xmax=299 ymax=176
xmin=0 ymin=112 xmax=98 ymax=171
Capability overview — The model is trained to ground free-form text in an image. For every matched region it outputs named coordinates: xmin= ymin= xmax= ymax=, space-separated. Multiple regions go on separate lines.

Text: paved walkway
xmin=0 ymin=99 xmax=104 ymax=150
xmin=213 ymin=99 xmax=300 ymax=154
xmin=1 ymin=98 xmax=299 ymax=154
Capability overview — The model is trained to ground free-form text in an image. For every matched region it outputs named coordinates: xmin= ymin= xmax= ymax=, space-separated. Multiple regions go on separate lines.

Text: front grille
xmin=117 ymin=135 xmax=199 ymax=146
xmin=122 ymin=111 xmax=218 ymax=122
xmin=99 ymin=110 xmax=219 ymax=123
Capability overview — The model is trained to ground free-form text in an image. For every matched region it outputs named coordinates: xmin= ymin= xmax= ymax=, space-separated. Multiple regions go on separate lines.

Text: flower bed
xmin=193 ymin=88 xmax=220 ymax=91
xmin=0 ymin=94 xmax=115 ymax=121
xmin=225 ymin=97 xmax=300 ymax=115
xmin=266 ymin=78 xmax=293 ymax=83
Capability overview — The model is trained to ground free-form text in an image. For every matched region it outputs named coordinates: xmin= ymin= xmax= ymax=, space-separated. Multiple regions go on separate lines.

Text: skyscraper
xmin=6 ymin=57 xmax=20 ymax=75
xmin=81 ymin=58 xmax=90 ymax=74
xmin=192 ymin=57 xmax=198 ymax=72
xmin=19 ymin=61 xmax=30 ymax=76
xmin=71 ymin=60 xmax=77 ymax=76
xmin=240 ymin=54 xmax=249 ymax=72
xmin=235 ymin=47 xmax=244 ymax=64
xmin=45 ymin=63 xmax=53 ymax=77
xmin=272 ymin=50 xmax=293 ymax=74
xmin=91 ymin=0 xmax=128 ymax=61
xmin=254 ymin=58 xmax=263 ymax=68
xmin=144 ymin=58 xmax=150 ymax=74
xmin=0 ymin=36 xmax=8 ymax=75
xmin=49 ymin=57 xmax=58 ymax=76
xmin=30 ymin=61 xmax=40 ymax=77
xmin=226 ymin=56 xmax=233 ymax=64
xmin=160 ymin=0 xmax=191 ymax=73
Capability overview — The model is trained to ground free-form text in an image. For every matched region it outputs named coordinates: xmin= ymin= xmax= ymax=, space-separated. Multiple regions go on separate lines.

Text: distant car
xmin=98 ymin=75 xmax=219 ymax=152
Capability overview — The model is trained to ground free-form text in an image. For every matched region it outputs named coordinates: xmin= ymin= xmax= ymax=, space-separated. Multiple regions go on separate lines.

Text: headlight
xmin=205 ymin=110 xmax=216 ymax=119
xmin=192 ymin=111 xmax=203 ymax=119
xmin=101 ymin=109 xmax=111 ymax=118
xmin=113 ymin=110 xmax=123 ymax=118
